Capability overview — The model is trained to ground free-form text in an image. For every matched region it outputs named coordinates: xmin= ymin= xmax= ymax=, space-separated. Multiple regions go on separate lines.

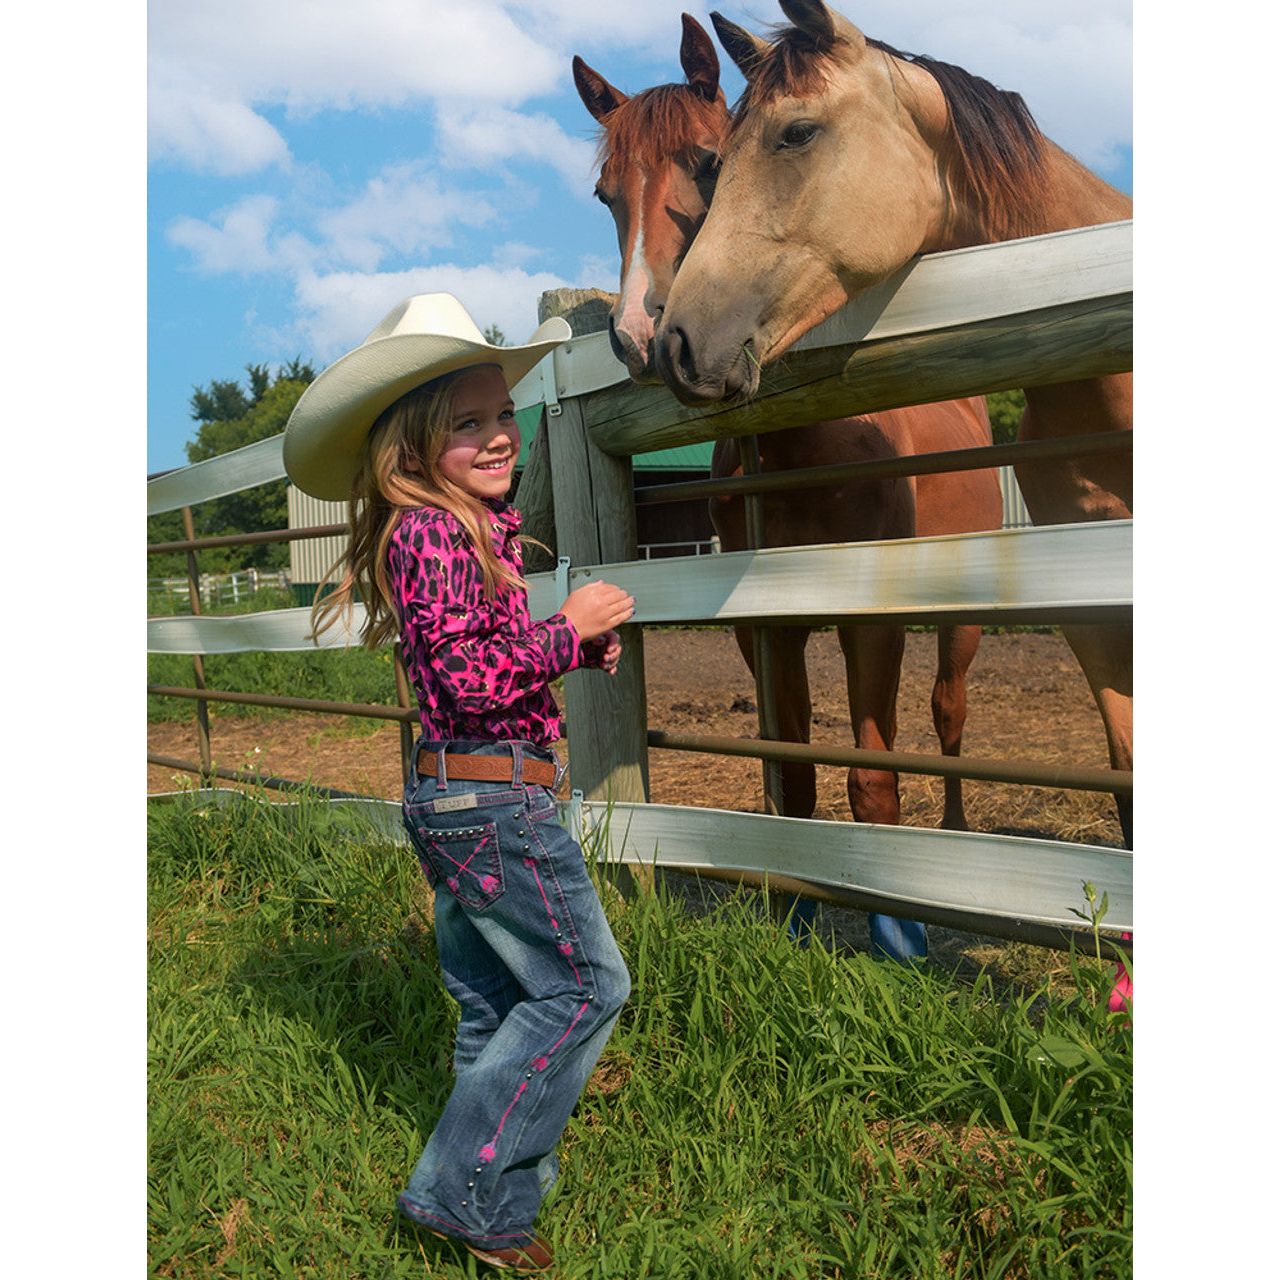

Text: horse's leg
xmin=837 ymin=623 xmax=903 ymax=823
xmin=837 ymin=623 xmax=926 ymax=960
xmin=1058 ymin=621 xmax=1133 ymax=848
xmin=932 ymin=624 xmax=983 ymax=831
xmin=1013 ymin=388 xmax=1132 ymax=847
xmin=732 ymin=624 xmax=816 ymax=816
xmin=733 ymin=623 xmax=819 ymax=938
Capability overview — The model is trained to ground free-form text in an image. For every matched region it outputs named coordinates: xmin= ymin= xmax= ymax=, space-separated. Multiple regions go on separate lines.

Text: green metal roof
xmin=514 ymin=405 xmax=713 ymax=472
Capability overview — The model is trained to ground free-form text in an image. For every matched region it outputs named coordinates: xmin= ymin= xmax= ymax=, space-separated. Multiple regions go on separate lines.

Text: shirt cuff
xmin=577 ymin=635 xmax=610 ymax=669
xmin=540 ymin=612 xmax=584 ymax=674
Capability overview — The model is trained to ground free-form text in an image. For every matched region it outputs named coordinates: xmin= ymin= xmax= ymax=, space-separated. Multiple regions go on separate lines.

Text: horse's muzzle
xmin=655 ymin=323 xmax=756 ymax=405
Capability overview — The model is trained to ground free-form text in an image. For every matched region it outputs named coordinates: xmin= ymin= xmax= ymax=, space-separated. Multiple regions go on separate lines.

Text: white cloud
xmin=167 ymin=165 xmax=503 ymax=278
xmin=149 ymin=84 xmax=289 ymax=176
xmin=149 ymin=0 xmax=564 ymax=174
xmin=283 ymin=264 xmax=574 ymax=362
xmin=435 ymin=106 xmax=597 ymax=192
xmin=575 ymin=253 xmax=618 ymax=292
xmin=492 ymin=242 xmax=544 ymax=267
xmin=166 ymin=195 xmax=289 ymax=274
xmin=505 ymin=1 xmax=719 ymax=55
xmin=315 ymin=165 xmax=497 ymax=271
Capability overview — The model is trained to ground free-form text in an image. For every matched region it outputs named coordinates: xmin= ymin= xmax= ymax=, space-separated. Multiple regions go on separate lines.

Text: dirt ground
xmin=148 ymin=629 xmax=1125 ymax=979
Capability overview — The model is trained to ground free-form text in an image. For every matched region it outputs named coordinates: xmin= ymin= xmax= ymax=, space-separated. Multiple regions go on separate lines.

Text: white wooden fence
xmin=148 ymin=568 xmax=290 ymax=612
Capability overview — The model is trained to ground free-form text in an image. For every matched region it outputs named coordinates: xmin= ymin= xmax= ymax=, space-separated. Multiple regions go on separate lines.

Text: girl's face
xmin=436 ymin=365 xmax=521 ymax=500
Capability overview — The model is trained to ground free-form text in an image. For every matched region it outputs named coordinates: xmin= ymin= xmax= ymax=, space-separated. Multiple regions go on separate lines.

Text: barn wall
xmin=287 ymin=487 xmax=347 ymax=597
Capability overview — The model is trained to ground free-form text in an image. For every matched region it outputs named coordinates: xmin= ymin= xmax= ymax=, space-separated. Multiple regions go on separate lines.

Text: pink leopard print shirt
xmin=389 ymin=501 xmax=602 ymax=746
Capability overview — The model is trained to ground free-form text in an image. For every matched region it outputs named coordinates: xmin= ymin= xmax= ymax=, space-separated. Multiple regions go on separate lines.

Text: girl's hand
xmin=560 ymin=581 xmax=635 ymax=642
xmin=596 ymin=629 xmax=623 ymax=676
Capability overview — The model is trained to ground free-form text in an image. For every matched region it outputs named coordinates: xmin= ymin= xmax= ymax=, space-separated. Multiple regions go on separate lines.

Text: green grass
xmin=148 ymin=586 xmax=398 ymax=726
xmin=148 ymin=585 xmax=299 ymax=618
xmin=148 ymin=794 xmax=1131 ymax=1279
xmin=148 ymin=647 xmax=398 ymax=724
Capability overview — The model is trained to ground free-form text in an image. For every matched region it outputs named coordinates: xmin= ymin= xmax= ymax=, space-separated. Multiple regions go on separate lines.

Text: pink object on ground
xmin=1107 ymin=932 xmax=1133 ymax=1014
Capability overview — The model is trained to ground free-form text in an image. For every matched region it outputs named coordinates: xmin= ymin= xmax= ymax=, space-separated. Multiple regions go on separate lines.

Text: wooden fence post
xmin=539 ymin=287 xmax=650 ymax=894
xmin=180 ymin=505 xmax=213 ymax=783
xmin=547 ymin=398 xmax=651 ymax=879
xmin=739 ymin=436 xmax=785 ymax=817
xmin=512 ymin=406 xmax=557 ymax=574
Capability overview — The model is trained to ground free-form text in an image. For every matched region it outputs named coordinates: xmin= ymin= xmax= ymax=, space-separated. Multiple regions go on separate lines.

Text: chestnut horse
xmin=655 ymin=1 xmax=1133 ymax=857
xmin=574 ymin=15 xmax=1003 ymax=957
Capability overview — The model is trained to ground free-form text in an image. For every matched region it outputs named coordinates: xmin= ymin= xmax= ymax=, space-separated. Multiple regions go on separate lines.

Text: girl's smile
xmin=438 ymin=365 xmax=521 ymax=500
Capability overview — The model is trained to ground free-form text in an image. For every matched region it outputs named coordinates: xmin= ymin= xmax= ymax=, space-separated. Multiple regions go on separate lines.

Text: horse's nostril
xmin=607 ymin=315 xmax=628 ymax=365
xmin=657 ymin=324 xmax=695 ymax=389
xmin=674 ymin=327 xmax=698 ymax=382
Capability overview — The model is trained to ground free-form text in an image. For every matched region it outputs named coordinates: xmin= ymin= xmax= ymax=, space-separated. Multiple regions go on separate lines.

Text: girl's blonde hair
xmin=310 ymin=366 xmax=524 ymax=650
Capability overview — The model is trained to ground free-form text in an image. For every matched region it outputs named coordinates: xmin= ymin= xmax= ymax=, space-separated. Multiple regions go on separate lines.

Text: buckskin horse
xmin=574 ymin=13 xmax=1004 ymax=959
xmin=650 ymin=2 xmax=1132 ymax=1001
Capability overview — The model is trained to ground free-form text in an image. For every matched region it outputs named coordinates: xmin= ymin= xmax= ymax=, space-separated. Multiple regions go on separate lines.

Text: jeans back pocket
xmin=405 ymin=810 xmax=505 ymax=910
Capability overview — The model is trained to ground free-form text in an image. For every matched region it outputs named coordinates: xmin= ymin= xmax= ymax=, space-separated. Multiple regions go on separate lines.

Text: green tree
xmin=148 ymin=361 xmax=316 ymax=580
xmin=985 ymin=389 xmax=1026 ymax=445
xmin=483 ymin=324 xmax=510 ymax=346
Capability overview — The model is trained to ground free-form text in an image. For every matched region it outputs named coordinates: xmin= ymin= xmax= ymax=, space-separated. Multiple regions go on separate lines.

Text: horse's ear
xmin=709 ymin=12 xmax=770 ymax=80
xmin=778 ymin=0 xmax=865 ymax=50
xmin=679 ymin=13 xmax=721 ymax=101
xmin=572 ymin=55 xmax=628 ymax=123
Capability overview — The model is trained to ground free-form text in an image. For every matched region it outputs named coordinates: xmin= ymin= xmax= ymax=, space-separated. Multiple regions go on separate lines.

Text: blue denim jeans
xmin=397 ymin=738 xmax=631 ymax=1249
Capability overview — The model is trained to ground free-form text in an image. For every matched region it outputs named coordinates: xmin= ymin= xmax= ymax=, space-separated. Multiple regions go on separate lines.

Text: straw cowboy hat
xmin=283 ymin=292 xmax=571 ymax=500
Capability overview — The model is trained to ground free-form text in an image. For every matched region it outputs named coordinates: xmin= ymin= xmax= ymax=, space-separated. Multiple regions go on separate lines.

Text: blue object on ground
xmin=869 ymin=913 xmax=928 ymax=962
xmin=785 ymin=894 xmax=818 ymax=945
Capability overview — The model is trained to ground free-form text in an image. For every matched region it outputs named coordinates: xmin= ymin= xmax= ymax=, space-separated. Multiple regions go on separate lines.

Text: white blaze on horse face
xmin=616 ymin=200 xmax=655 ymax=355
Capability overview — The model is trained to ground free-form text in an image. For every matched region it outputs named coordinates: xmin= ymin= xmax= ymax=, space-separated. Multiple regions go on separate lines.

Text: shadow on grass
xmin=230 ymin=911 xmax=458 ymax=1124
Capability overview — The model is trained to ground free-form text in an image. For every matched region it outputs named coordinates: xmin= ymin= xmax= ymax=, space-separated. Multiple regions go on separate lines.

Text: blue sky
xmin=148 ymin=1 xmax=1133 ymax=473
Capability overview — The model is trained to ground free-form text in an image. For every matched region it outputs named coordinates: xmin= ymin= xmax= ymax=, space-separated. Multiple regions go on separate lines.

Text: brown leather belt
xmin=417 ymin=750 xmax=557 ymax=789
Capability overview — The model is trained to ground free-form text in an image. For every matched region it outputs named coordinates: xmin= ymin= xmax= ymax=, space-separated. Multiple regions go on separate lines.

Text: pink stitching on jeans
xmin=524 ymin=857 xmax=581 ymax=985
xmin=477 ymin=1080 xmax=527 ymax=1162
xmin=476 ymin=1000 xmax=590 ymax=1164
xmin=546 ymin=1000 xmax=589 ymax=1058
xmin=525 ymin=858 xmax=556 ymax=920
xmin=429 ymin=835 xmax=494 ymax=890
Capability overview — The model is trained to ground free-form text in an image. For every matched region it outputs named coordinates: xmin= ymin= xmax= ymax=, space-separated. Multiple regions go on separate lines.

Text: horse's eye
xmin=594 ymin=186 xmax=611 ymax=207
xmin=777 ymin=120 xmax=819 ymax=150
xmin=694 ymin=150 xmax=721 ymax=181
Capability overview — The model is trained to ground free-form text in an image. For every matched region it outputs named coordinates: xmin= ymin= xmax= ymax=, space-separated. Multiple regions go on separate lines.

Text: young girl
xmin=283 ymin=292 xmax=636 ymax=1273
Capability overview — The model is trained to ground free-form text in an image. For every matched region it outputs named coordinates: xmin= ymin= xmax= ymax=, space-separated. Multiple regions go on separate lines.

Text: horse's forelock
xmin=729 ymin=26 xmax=844 ymax=131
xmin=598 ymin=84 xmax=729 ymax=181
